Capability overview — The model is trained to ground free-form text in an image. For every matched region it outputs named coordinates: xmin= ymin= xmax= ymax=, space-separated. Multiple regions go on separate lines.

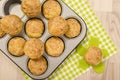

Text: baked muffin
xmin=48 ymin=16 xmax=68 ymax=36
xmin=43 ymin=0 xmax=62 ymax=19
xmin=0 ymin=19 xmax=6 ymax=38
xmin=45 ymin=37 xmax=64 ymax=57
xmin=84 ymin=46 xmax=103 ymax=65
xmin=24 ymin=38 xmax=44 ymax=59
xmin=21 ymin=0 xmax=41 ymax=18
xmin=65 ymin=18 xmax=81 ymax=38
xmin=28 ymin=56 xmax=47 ymax=76
xmin=8 ymin=37 xmax=26 ymax=56
xmin=1 ymin=15 xmax=22 ymax=36
xmin=25 ymin=19 xmax=44 ymax=38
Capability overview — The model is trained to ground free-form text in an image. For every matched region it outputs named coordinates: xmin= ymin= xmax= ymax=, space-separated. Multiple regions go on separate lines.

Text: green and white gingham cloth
xmin=22 ymin=0 xmax=118 ymax=80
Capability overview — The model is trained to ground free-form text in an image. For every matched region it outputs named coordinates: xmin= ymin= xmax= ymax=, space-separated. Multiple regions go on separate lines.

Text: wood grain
xmin=0 ymin=0 xmax=120 ymax=80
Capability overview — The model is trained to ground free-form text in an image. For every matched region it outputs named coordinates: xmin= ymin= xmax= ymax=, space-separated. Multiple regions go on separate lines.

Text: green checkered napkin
xmin=22 ymin=0 xmax=117 ymax=80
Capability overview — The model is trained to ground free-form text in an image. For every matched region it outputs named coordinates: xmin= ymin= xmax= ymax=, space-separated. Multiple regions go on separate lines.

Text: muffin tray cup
xmin=0 ymin=0 xmax=87 ymax=79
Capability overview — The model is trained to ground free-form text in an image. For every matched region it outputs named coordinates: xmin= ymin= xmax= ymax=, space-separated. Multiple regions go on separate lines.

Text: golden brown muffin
xmin=84 ymin=46 xmax=103 ymax=65
xmin=25 ymin=19 xmax=44 ymax=38
xmin=21 ymin=0 xmax=41 ymax=18
xmin=24 ymin=38 xmax=44 ymax=59
xmin=43 ymin=0 xmax=62 ymax=19
xmin=0 ymin=19 xmax=6 ymax=38
xmin=48 ymin=16 xmax=68 ymax=36
xmin=28 ymin=56 xmax=47 ymax=76
xmin=65 ymin=18 xmax=81 ymax=38
xmin=45 ymin=37 xmax=64 ymax=57
xmin=1 ymin=15 xmax=22 ymax=36
xmin=8 ymin=37 xmax=26 ymax=56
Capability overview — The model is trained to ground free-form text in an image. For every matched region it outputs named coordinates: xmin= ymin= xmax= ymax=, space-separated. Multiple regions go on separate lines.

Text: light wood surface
xmin=0 ymin=0 xmax=120 ymax=80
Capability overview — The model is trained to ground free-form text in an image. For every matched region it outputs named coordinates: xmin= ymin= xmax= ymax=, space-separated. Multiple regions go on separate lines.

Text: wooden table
xmin=0 ymin=0 xmax=120 ymax=80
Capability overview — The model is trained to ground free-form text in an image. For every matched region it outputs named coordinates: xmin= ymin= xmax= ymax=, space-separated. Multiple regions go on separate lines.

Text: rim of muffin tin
xmin=27 ymin=56 xmax=48 ymax=76
xmin=41 ymin=0 xmax=63 ymax=20
xmin=24 ymin=18 xmax=45 ymax=38
xmin=7 ymin=36 xmax=26 ymax=57
xmin=64 ymin=17 xmax=83 ymax=39
xmin=3 ymin=0 xmax=21 ymax=15
xmin=45 ymin=36 xmax=65 ymax=57
xmin=0 ymin=17 xmax=6 ymax=38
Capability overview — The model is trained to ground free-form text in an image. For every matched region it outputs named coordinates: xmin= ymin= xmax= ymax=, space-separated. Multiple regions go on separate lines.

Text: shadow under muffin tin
xmin=0 ymin=0 xmax=87 ymax=79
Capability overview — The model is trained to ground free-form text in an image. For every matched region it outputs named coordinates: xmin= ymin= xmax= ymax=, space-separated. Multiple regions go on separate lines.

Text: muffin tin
xmin=0 ymin=0 xmax=87 ymax=79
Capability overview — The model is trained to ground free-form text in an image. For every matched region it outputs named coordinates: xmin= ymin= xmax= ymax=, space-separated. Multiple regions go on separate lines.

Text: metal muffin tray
xmin=0 ymin=0 xmax=87 ymax=79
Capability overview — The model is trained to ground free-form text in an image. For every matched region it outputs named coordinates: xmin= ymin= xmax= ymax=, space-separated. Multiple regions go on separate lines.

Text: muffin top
xmin=28 ymin=56 xmax=47 ymax=76
xmin=43 ymin=0 xmax=62 ymax=19
xmin=84 ymin=46 xmax=103 ymax=65
xmin=25 ymin=19 xmax=44 ymax=38
xmin=0 ymin=15 xmax=22 ymax=36
xmin=48 ymin=16 xmax=68 ymax=36
xmin=21 ymin=0 xmax=41 ymax=18
xmin=24 ymin=38 xmax=44 ymax=59
xmin=65 ymin=18 xmax=81 ymax=38
xmin=8 ymin=37 xmax=26 ymax=56
xmin=0 ymin=19 xmax=6 ymax=37
xmin=45 ymin=37 xmax=64 ymax=57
